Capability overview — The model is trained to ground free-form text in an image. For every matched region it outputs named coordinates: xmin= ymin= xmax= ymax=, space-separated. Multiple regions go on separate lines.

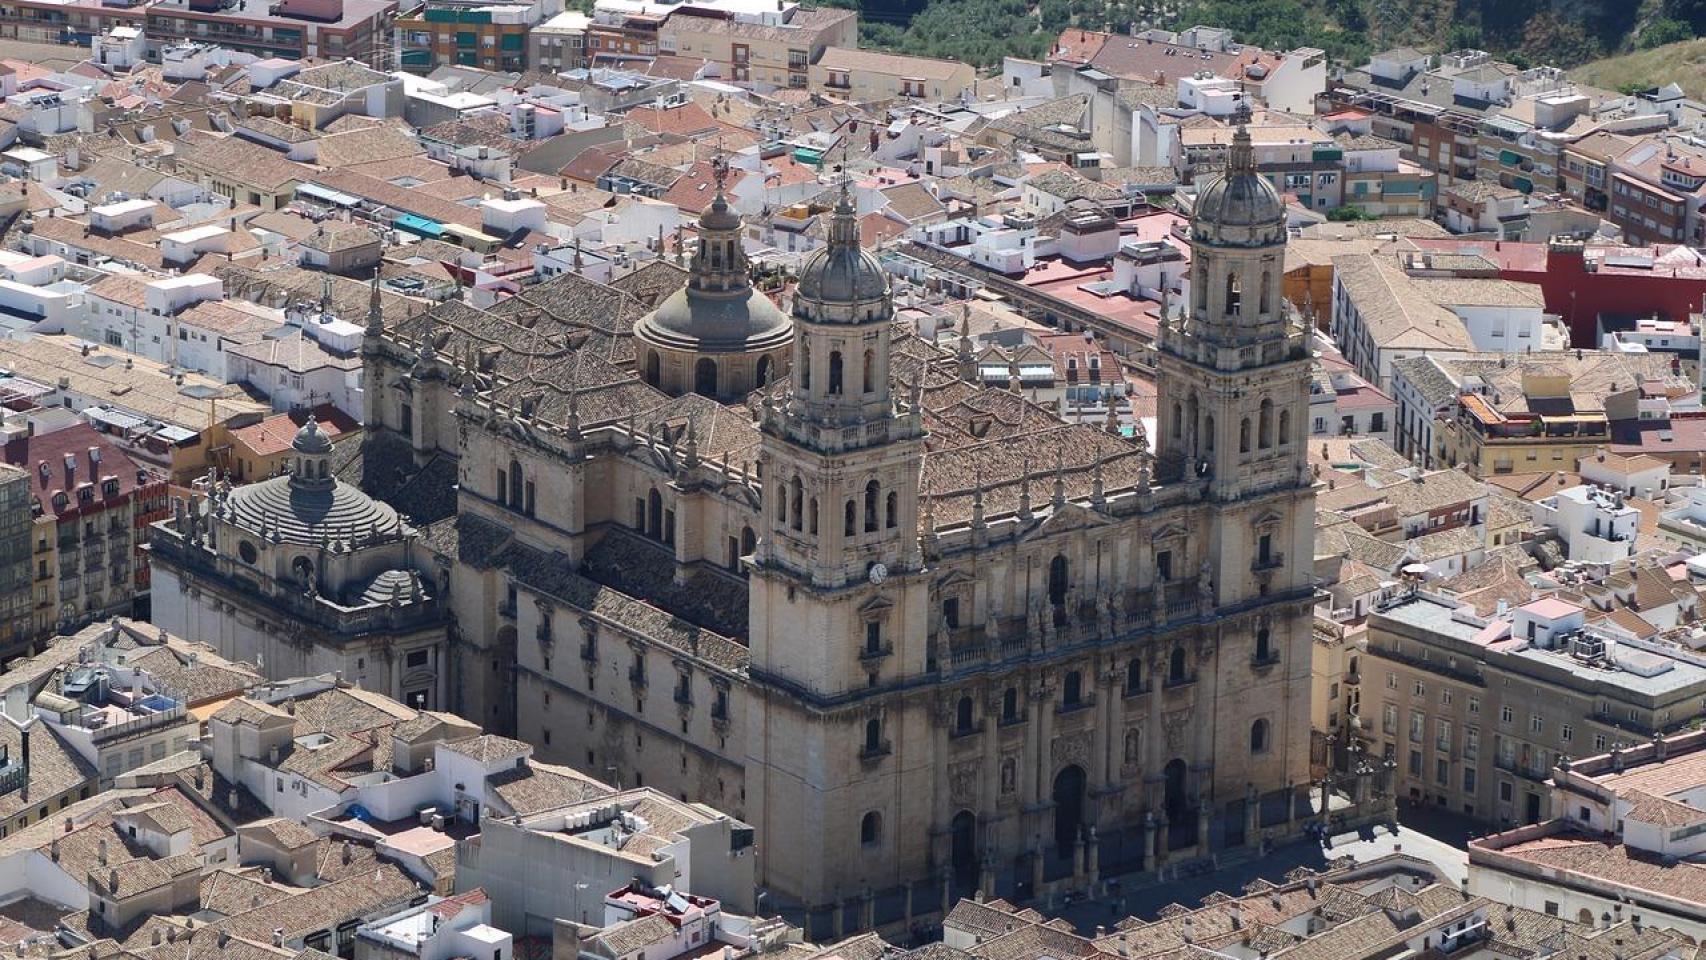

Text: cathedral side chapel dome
xmin=222 ymin=415 xmax=407 ymax=547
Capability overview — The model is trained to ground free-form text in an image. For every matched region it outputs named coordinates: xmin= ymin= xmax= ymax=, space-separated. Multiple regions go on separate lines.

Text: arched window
xmin=1194 ymin=263 xmax=1208 ymax=311
xmin=739 ymin=527 xmax=755 ymax=557
xmin=1169 ymin=646 xmax=1188 ymax=685
xmin=1250 ymin=718 xmax=1269 ymax=754
xmin=1258 ymin=399 xmax=1273 ymax=449
xmin=800 ymin=341 xmax=811 ymax=390
xmin=1240 ymin=418 xmax=1251 ymax=453
xmin=955 ymin=696 xmax=974 ymax=734
xmin=776 ymin=480 xmax=788 ymax=524
xmin=1171 ymin=401 xmax=1183 ymax=439
xmin=864 ymin=480 xmax=880 ymax=533
xmin=1062 ymin=670 xmax=1082 ymax=707
xmin=828 ymin=351 xmax=844 ymax=395
xmin=1126 ymin=658 xmax=1143 ymax=694
xmin=1279 ymin=409 xmax=1291 ymax=446
xmin=509 ymin=458 xmax=524 ymax=510
xmin=789 ymin=477 xmax=803 ymax=532
xmin=1259 ymin=270 xmax=1271 ymax=314
xmin=1255 ymin=627 xmax=1272 ymax=662
xmin=647 ymin=488 xmax=663 ymax=540
xmin=863 ymin=349 xmax=876 ymax=393
xmin=1205 ymin=415 xmax=1215 ymax=451
xmin=860 ymin=811 xmax=881 ymax=845
xmin=809 ymin=498 xmax=820 ymax=536
xmin=885 ymin=491 xmax=898 ymax=529
xmin=1001 ymin=687 xmax=1018 ymax=723
xmin=844 ymin=500 xmax=857 ymax=537
xmin=1048 ymin=554 xmax=1069 ymax=608
xmin=1226 ymin=271 xmax=1241 ymax=316
xmin=291 ymin=555 xmax=313 ymax=587
xmin=644 ymin=350 xmax=660 ymax=385
xmin=864 ymin=717 xmax=882 ymax=753
xmin=756 ymin=354 xmax=772 ymax=387
xmin=694 ymin=357 xmax=718 ymax=396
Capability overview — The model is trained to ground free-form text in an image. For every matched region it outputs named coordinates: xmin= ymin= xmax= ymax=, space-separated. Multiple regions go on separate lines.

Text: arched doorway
xmin=1048 ymin=554 xmax=1069 ymax=626
xmin=756 ymin=354 xmax=772 ymax=386
xmin=950 ymin=810 xmax=977 ymax=888
xmin=646 ymin=489 xmax=663 ymax=540
xmin=1052 ymin=765 xmax=1086 ymax=854
xmin=1163 ymin=758 xmax=1194 ymax=850
xmin=644 ymin=351 xmax=660 ymax=386
xmin=694 ymin=357 xmax=718 ymax=397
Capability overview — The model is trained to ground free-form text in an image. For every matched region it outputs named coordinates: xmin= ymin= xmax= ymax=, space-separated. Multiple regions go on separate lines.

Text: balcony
xmin=859 ymin=740 xmax=892 ymax=763
xmin=628 ymin=667 xmax=647 ymax=689
xmin=580 ymin=643 xmax=598 ymax=664
xmin=1251 ymin=552 xmax=1285 ymax=572
xmin=858 ymin=642 xmax=893 ymax=663
xmin=1251 ymin=650 xmax=1282 ymax=670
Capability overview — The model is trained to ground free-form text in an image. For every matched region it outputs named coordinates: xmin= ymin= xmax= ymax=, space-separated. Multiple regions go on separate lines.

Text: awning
xmin=395 ymin=213 xmax=444 ymax=238
xmin=84 ymin=406 xmax=147 ymax=431
xmin=298 ymin=182 xmax=362 ymax=208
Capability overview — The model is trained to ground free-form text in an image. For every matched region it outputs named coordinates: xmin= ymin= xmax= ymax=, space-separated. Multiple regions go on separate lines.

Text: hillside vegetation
xmin=841 ymin=0 xmax=1697 ymax=73
xmin=1571 ymin=37 xmax=1706 ymax=96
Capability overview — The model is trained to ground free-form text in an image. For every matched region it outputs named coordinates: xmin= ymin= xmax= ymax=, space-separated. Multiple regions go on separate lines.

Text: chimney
xmin=98 ymin=837 xmax=107 ymax=866
xmin=107 ymin=868 xmax=118 ymax=892
xmin=272 ymin=929 xmax=285 ymax=947
xmin=218 ymin=930 xmax=230 ymax=948
xmin=341 ymin=841 xmax=353 ymax=865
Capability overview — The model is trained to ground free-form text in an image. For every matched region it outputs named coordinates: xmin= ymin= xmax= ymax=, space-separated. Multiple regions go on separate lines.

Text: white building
xmin=356 ymin=889 xmax=511 ymax=960
xmin=455 ymin=790 xmax=756 ymax=930
xmin=1529 ymin=484 xmax=1638 ymax=564
xmin=1469 ymin=729 xmax=1706 ymax=940
xmin=1578 ymin=450 xmax=1670 ymax=500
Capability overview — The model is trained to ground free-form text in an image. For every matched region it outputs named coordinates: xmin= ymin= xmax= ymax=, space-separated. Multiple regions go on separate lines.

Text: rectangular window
xmin=1436 ymin=757 xmax=1450 ymax=785
xmin=1409 ymin=711 xmax=1424 ymax=743
xmin=1463 ymin=767 xmax=1477 ymax=793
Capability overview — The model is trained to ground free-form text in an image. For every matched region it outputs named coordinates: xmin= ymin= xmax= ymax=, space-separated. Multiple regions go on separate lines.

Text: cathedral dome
xmin=636 ymin=286 xmax=793 ymax=352
xmin=634 ymin=161 xmax=793 ymax=355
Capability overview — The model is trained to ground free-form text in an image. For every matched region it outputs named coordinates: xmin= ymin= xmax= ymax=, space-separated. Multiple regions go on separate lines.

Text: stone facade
xmin=149 ymin=416 xmax=448 ymax=708
xmin=343 ymin=124 xmax=1317 ymax=934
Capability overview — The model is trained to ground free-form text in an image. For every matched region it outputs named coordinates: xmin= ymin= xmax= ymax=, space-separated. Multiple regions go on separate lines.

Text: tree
xmin=1639 ymin=17 xmax=1693 ymax=48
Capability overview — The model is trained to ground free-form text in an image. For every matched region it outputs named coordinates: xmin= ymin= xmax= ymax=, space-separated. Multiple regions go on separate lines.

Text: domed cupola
xmin=793 ymin=182 xmax=889 ymax=324
xmin=291 ymin=415 xmax=335 ymax=490
xmin=1191 ymin=109 xmax=1286 ymax=248
xmin=633 ymin=155 xmax=793 ymax=401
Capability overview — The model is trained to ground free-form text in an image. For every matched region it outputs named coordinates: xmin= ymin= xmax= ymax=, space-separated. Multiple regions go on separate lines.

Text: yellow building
xmin=660 ymin=8 xmax=855 ymax=89
xmin=810 ymin=46 xmax=976 ymax=102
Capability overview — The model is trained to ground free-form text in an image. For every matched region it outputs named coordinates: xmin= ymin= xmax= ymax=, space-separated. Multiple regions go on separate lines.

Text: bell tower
xmin=745 ymin=181 xmax=934 ymax=908
xmin=1154 ymin=111 xmax=1314 ymax=606
xmin=753 ymin=183 xmax=925 ymax=590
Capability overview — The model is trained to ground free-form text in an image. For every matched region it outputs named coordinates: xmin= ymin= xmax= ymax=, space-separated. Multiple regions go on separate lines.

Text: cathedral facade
xmin=338 ymin=125 xmax=1313 ymax=933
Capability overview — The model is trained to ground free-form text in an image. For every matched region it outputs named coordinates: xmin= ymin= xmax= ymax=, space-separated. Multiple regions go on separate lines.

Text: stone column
xmin=1196 ymin=797 xmax=1211 ymax=854
xmin=1085 ymin=826 xmax=1100 ymax=887
xmin=1142 ymin=813 xmax=1157 ymax=873
xmin=1245 ymin=783 xmax=1260 ymax=847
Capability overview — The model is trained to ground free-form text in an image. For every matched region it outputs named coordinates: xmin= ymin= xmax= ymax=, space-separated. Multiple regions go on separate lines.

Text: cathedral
xmin=154 ymin=131 xmax=1317 ymax=934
